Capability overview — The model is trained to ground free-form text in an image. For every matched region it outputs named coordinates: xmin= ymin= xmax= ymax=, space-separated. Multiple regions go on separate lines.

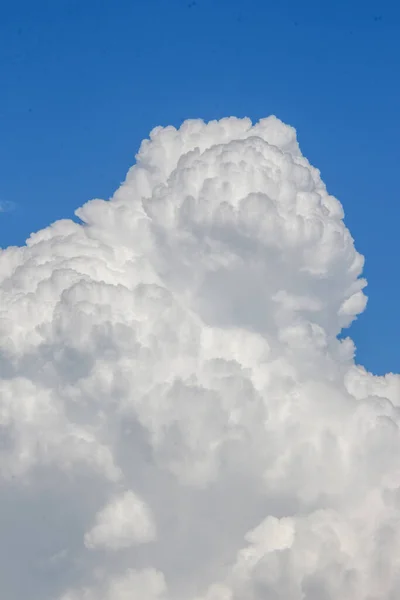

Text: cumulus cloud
xmin=84 ymin=490 xmax=157 ymax=550
xmin=0 ymin=116 xmax=399 ymax=600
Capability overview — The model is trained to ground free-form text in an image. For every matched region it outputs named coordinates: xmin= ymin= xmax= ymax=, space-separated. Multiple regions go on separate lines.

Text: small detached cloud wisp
xmin=0 ymin=199 xmax=16 ymax=213
xmin=0 ymin=116 xmax=399 ymax=600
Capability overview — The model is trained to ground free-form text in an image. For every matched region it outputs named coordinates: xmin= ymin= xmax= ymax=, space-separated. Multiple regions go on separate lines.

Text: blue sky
xmin=1 ymin=0 xmax=399 ymax=374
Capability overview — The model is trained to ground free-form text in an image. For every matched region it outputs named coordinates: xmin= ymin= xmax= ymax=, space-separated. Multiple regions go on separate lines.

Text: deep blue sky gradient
xmin=1 ymin=0 xmax=399 ymax=374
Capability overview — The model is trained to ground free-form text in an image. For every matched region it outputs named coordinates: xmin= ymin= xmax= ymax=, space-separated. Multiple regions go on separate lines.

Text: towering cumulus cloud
xmin=1 ymin=116 xmax=399 ymax=600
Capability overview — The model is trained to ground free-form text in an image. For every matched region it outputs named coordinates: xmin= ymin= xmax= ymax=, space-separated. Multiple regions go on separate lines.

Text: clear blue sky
xmin=1 ymin=0 xmax=399 ymax=374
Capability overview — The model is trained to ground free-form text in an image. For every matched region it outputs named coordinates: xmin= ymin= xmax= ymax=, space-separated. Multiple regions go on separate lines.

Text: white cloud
xmin=0 ymin=116 xmax=399 ymax=600
xmin=84 ymin=490 xmax=157 ymax=550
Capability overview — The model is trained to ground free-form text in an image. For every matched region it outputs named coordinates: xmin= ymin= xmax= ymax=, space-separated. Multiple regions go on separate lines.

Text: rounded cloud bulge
xmin=0 ymin=116 xmax=399 ymax=600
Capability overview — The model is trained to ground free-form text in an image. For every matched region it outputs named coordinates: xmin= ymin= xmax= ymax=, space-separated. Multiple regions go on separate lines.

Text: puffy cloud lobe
xmin=0 ymin=115 xmax=399 ymax=600
xmin=84 ymin=490 xmax=157 ymax=550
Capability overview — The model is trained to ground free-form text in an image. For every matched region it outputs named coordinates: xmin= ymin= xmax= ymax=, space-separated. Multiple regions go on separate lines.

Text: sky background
xmin=1 ymin=0 xmax=399 ymax=375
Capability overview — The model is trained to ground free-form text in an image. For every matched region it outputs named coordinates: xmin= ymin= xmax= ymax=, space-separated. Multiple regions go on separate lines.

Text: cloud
xmin=0 ymin=199 xmax=16 ymax=213
xmin=84 ymin=490 xmax=157 ymax=550
xmin=0 ymin=116 xmax=399 ymax=600
xmin=60 ymin=568 xmax=167 ymax=600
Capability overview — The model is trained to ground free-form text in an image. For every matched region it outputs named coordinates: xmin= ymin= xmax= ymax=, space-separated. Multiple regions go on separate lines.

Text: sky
xmin=1 ymin=0 xmax=399 ymax=373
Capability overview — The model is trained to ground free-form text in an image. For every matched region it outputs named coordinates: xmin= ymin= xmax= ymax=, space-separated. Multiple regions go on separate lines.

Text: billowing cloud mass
xmin=84 ymin=490 xmax=157 ymax=550
xmin=1 ymin=116 xmax=399 ymax=600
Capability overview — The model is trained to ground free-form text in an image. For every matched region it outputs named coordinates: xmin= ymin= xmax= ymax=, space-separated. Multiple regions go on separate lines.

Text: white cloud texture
xmin=0 ymin=116 xmax=399 ymax=599
xmin=84 ymin=490 xmax=157 ymax=549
